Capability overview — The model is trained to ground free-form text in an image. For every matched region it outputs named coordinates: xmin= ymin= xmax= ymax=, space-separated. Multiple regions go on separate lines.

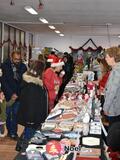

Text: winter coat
xmin=1 ymin=59 xmax=27 ymax=101
xmin=17 ymin=73 xmax=48 ymax=129
xmin=43 ymin=68 xmax=62 ymax=102
xmin=0 ymin=99 xmax=15 ymax=122
xmin=103 ymin=62 xmax=120 ymax=116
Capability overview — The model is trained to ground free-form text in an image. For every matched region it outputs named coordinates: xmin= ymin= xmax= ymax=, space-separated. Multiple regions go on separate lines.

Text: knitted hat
xmin=107 ymin=122 xmax=120 ymax=151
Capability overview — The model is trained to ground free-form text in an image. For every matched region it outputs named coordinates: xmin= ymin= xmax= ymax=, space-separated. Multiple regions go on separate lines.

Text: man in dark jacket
xmin=1 ymin=51 xmax=27 ymax=139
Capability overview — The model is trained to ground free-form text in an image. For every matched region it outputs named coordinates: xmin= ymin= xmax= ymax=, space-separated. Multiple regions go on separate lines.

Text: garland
xmin=69 ymin=38 xmax=103 ymax=52
xmin=0 ymin=39 xmax=27 ymax=48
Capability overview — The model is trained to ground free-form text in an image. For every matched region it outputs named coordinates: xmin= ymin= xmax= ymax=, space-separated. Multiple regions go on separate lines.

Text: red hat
xmin=47 ymin=54 xmax=58 ymax=62
xmin=47 ymin=55 xmax=64 ymax=67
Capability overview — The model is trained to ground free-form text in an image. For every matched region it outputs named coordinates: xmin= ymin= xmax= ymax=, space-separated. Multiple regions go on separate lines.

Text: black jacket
xmin=17 ymin=73 xmax=48 ymax=129
xmin=1 ymin=59 xmax=27 ymax=101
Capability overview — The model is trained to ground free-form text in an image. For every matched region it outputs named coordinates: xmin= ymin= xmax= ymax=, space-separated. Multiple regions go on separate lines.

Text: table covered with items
xmin=14 ymin=72 xmax=106 ymax=160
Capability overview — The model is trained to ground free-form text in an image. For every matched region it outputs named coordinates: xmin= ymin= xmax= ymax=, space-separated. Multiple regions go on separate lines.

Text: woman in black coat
xmin=17 ymin=60 xmax=48 ymax=140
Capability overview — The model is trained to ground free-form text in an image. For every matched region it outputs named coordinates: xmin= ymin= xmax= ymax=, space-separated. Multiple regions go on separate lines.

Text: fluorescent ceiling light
xmin=24 ymin=6 xmax=38 ymax=15
xmin=48 ymin=25 xmax=56 ymax=30
xmin=55 ymin=30 xmax=60 ymax=34
xmin=39 ymin=17 xmax=48 ymax=24
xmin=118 ymin=35 xmax=120 ymax=38
xmin=59 ymin=34 xmax=64 ymax=37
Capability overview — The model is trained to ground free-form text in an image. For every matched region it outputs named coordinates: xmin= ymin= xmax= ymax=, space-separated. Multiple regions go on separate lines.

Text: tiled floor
xmin=0 ymin=125 xmax=24 ymax=160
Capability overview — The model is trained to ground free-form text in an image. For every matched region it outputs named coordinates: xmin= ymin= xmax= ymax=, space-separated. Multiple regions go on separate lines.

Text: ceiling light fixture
xmin=24 ymin=6 xmax=38 ymax=15
xmin=59 ymin=34 xmax=64 ymax=37
xmin=48 ymin=25 xmax=56 ymax=30
xmin=39 ymin=18 xmax=49 ymax=24
xmin=118 ymin=35 xmax=120 ymax=38
xmin=55 ymin=30 xmax=60 ymax=34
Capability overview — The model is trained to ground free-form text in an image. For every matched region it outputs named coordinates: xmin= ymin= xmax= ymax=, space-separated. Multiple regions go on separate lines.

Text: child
xmin=0 ymin=90 xmax=15 ymax=137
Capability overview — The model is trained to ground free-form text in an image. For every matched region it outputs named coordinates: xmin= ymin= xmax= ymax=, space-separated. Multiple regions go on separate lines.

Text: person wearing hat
xmin=43 ymin=55 xmax=64 ymax=113
xmin=17 ymin=60 xmax=48 ymax=140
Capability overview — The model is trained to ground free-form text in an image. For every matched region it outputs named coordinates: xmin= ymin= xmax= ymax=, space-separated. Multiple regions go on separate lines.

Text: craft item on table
xmin=64 ymin=85 xmax=80 ymax=93
xmin=56 ymin=121 xmax=74 ymax=132
xmin=87 ymin=82 xmax=95 ymax=91
xmin=26 ymin=145 xmax=44 ymax=160
xmin=55 ymin=100 xmax=76 ymax=109
xmin=77 ymin=94 xmax=83 ymax=100
xmin=26 ymin=144 xmax=46 ymax=154
xmin=83 ymin=71 xmax=95 ymax=81
xmin=89 ymin=121 xmax=101 ymax=135
xmin=82 ymin=94 xmax=89 ymax=102
xmin=79 ymin=147 xmax=101 ymax=158
xmin=74 ymin=105 xmax=88 ymax=122
xmin=29 ymin=131 xmax=46 ymax=144
xmin=46 ymin=109 xmax=64 ymax=120
xmin=41 ymin=122 xmax=56 ymax=131
xmin=82 ymin=137 xmax=100 ymax=146
xmin=42 ymin=131 xmax=62 ymax=139
xmin=83 ymin=113 xmax=90 ymax=123
xmin=82 ymin=123 xmax=89 ymax=136
xmin=55 ymin=112 xmax=77 ymax=121
xmin=63 ymin=131 xmax=79 ymax=139
xmin=73 ymin=122 xmax=83 ymax=132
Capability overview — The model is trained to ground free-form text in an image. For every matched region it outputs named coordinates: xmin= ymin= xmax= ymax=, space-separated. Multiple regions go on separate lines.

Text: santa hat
xmin=47 ymin=54 xmax=57 ymax=62
xmin=47 ymin=55 xmax=64 ymax=67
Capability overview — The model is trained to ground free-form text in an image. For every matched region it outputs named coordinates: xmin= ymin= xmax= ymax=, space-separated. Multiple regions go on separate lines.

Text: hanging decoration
xmin=69 ymin=38 xmax=103 ymax=52
xmin=10 ymin=0 xmax=15 ymax=6
xmin=70 ymin=39 xmax=104 ymax=71
xmin=0 ymin=39 xmax=27 ymax=49
xmin=38 ymin=0 xmax=44 ymax=9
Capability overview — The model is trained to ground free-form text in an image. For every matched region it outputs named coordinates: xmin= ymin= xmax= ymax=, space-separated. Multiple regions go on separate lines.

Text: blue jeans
xmin=6 ymin=101 xmax=20 ymax=136
xmin=23 ymin=127 xmax=36 ymax=140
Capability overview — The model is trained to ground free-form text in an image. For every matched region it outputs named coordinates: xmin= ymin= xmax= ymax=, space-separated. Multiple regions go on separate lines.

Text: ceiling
xmin=1 ymin=0 xmax=120 ymax=36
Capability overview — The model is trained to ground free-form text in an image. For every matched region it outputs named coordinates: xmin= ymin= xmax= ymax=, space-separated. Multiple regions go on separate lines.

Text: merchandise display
xmin=15 ymin=72 xmax=104 ymax=160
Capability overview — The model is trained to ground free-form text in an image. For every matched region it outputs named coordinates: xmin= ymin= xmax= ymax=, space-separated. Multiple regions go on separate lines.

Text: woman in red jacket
xmin=96 ymin=58 xmax=111 ymax=108
xmin=43 ymin=55 xmax=64 ymax=113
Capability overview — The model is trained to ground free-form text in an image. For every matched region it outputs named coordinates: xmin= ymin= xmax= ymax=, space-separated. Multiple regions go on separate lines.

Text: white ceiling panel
xmin=0 ymin=0 xmax=120 ymax=36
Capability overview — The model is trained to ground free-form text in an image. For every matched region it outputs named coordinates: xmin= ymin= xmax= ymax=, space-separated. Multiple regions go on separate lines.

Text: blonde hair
xmin=105 ymin=47 xmax=120 ymax=62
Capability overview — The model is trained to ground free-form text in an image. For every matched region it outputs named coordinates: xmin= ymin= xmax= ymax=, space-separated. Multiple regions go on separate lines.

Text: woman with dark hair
xmin=17 ymin=60 xmax=48 ymax=140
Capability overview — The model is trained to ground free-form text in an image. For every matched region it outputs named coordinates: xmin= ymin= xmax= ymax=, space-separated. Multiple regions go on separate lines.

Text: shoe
xmin=0 ymin=133 xmax=5 ymax=138
xmin=7 ymin=134 xmax=19 ymax=141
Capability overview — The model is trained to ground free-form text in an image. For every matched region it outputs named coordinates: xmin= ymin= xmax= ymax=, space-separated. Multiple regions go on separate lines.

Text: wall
xmin=34 ymin=33 xmax=120 ymax=53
